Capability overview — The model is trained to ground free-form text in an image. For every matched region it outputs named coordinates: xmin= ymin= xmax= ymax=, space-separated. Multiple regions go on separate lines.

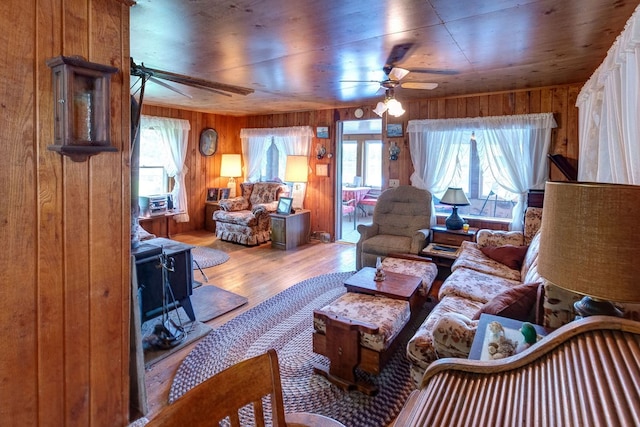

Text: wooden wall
xmin=145 ymin=83 xmax=581 ymax=240
xmin=1 ymin=0 xmax=132 ymax=425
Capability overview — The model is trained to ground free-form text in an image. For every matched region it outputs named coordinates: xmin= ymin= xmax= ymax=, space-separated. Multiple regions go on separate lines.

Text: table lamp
xmin=285 ymin=155 xmax=308 ymax=209
xmin=538 ymin=181 xmax=640 ymax=318
xmin=440 ymin=187 xmax=470 ymax=230
xmin=220 ymin=154 xmax=242 ymax=198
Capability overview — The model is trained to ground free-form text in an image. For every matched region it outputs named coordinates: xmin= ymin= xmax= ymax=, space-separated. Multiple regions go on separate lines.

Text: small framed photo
xmin=316 ymin=163 xmax=329 ymax=177
xmin=276 ymin=197 xmax=294 ymax=215
xmin=386 ymin=123 xmax=403 ymax=137
xmin=206 ymin=187 xmax=219 ymax=201
xmin=218 ymin=188 xmax=230 ymax=200
xmin=316 ymin=126 xmax=330 ymax=139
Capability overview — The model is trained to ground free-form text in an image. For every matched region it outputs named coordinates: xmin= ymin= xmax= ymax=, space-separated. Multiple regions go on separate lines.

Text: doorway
xmin=336 ymin=119 xmax=382 ymax=243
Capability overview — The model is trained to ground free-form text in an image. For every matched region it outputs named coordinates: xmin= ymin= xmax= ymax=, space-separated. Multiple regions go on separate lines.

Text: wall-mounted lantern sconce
xmin=316 ymin=143 xmax=327 ymax=160
xmin=389 ymin=141 xmax=401 ymax=160
xmin=46 ymin=55 xmax=119 ymax=162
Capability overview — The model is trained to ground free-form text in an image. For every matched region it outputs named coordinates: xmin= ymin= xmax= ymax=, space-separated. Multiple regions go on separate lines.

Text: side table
xmin=270 ymin=209 xmax=310 ymax=250
xmin=205 ymin=201 xmax=220 ymax=233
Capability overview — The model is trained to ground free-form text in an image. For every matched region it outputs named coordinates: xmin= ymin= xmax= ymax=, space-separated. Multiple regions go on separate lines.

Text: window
xmin=435 ymin=136 xmax=517 ymax=220
xmin=138 ymin=127 xmax=171 ymax=196
xmin=363 ymin=140 xmax=382 ymax=188
xmin=260 ymin=138 xmax=282 ymax=181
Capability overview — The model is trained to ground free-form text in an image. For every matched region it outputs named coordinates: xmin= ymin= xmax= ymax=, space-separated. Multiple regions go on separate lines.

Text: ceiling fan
xmin=342 ymin=43 xmax=456 ymax=93
xmin=129 ymin=58 xmax=255 ymax=141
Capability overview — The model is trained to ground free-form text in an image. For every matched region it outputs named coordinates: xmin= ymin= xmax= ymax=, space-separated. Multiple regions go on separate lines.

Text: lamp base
xmin=574 ymin=296 xmax=623 ymax=319
xmin=445 ymin=207 xmax=464 ymax=230
xmin=227 ymin=177 xmax=237 ymax=198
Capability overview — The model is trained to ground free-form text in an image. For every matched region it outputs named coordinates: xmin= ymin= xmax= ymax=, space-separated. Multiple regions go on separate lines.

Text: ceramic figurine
xmin=516 ymin=322 xmax=538 ymax=354
xmin=374 ymin=256 xmax=386 ymax=281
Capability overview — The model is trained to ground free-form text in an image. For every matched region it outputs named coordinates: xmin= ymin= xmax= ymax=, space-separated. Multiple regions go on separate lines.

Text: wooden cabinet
xmin=270 ymin=209 xmax=310 ymax=250
xmin=205 ymin=201 xmax=220 ymax=233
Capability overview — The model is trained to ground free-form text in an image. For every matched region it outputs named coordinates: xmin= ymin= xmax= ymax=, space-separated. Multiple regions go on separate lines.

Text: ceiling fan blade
xmin=401 ymin=82 xmax=438 ymax=90
xmin=339 ymin=79 xmax=381 ymax=83
xmin=407 ymin=68 xmax=459 ymax=76
xmin=131 ymin=59 xmax=254 ymax=96
xmin=383 ymin=43 xmax=414 ymax=75
xmin=388 ymin=67 xmax=410 ymax=81
xmin=149 ymin=76 xmax=193 ymax=99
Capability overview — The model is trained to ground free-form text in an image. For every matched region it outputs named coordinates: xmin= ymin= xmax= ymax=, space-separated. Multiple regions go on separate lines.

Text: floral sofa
xmin=406 ymin=207 xmax=640 ymax=386
xmin=213 ymin=182 xmax=286 ymax=245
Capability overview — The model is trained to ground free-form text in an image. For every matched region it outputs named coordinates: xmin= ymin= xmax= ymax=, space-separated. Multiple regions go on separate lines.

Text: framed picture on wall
xmin=316 ymin=126 xmax=330 ymax=139
xmin=315 ymin=163 xmax=329 ymax=177
xmin=206 ymin=187 xmax=219 ymax=201
xmin=386 ymin=123 xmax=403 ymax=137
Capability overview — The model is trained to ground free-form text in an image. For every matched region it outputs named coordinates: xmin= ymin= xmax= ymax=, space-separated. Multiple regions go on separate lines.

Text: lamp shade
xmin=538 ymin=181 xmax=640 ymax=303
xmin=440 ymin=187 xmax=470 ymax=206
xmin=220 ymin=154 xmax=242 ymax=177
xmin=284 ymin=155 xmax=308 ymax=183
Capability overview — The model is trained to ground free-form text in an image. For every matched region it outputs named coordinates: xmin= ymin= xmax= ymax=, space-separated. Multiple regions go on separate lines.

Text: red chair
xmin=342 ymin=198 xmax=356 ymax=229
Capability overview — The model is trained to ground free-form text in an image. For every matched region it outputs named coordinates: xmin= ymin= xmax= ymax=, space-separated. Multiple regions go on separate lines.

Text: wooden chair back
xmin=146 ymin=349 xmax=287 ymax=427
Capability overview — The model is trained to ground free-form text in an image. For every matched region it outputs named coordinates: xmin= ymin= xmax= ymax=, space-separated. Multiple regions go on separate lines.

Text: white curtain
xmin=407 ymin=119 xmax=471 ymax=225
xmin=475 ymin=113 xmax=556 ymax=230
xmin=408 ymin=113 xmax=556 ymax=230
xmin=576 ymin=4 xmax=640 ymax=184
xmin=239 ymin=129 xmax=271 ymax=182
xmin=141 ymin=115 xmax=191 ymax=222
xmin=240 ymin=126 xmax=313 ymax=181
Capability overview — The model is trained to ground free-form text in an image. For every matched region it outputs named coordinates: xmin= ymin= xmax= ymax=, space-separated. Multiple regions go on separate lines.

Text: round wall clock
xmin=354 ymin=108 xmax=364 ymax=118
xmin=199 ymin=128 xmax=218 ymax=156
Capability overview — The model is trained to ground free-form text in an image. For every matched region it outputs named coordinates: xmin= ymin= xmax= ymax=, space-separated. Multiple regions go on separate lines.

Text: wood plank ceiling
xmin=130 ymin=0 xmax=638 ymax=116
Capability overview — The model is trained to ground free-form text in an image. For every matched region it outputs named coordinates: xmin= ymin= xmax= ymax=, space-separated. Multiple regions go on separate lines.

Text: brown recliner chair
xmin=356 ymin=185 xmax=432 ymax=270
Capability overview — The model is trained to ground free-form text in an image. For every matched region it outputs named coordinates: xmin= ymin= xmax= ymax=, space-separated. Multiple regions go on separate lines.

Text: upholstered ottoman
xmin=380 ymin=256 xmax=438 ymax=299
xmin=313 ymin=292 xmax=411 ymax=394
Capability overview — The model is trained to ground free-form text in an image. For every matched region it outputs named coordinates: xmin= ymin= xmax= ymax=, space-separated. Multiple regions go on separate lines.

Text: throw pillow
xmin=480 ymin=244 xmax=529 ymax=270
xmin=473 ymin=282 xmax=541 ymax=322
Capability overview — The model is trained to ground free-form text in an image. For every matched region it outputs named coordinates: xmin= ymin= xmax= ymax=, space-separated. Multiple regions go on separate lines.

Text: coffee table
xmin=344 ymin=267 xmax=423 ymax=315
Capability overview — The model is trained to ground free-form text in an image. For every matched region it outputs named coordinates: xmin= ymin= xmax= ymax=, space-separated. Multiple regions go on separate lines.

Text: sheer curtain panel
xmin=576 ymin=4 xmax=640 ymax=184
xmin=141 ymin=115 xmax=191 ymax=222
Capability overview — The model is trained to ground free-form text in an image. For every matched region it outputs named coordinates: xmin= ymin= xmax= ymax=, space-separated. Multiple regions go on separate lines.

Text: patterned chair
xmin=213 ymin=182 xmax=286 ymax=245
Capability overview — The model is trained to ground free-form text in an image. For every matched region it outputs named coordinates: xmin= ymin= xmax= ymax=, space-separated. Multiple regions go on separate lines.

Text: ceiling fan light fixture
xmin=386 ymin=98 xmax=405 ymax=117
xmin=373 ymin=101 xmax=388 ymax=117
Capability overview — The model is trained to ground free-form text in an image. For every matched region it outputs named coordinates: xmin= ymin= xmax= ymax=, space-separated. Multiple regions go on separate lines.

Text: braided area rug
xmin=169 ymin=271 xmax=433 ymax=427
xmin=191 ymin=246 xmax=230 ymax=269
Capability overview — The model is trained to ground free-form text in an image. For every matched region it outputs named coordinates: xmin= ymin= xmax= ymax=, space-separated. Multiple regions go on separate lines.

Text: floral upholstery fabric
xmin=381 ymin=257 xmax=438 ymax=296
xmin=523 ymin=207 xmax=543 ymax=244
xmin=476 ymin=230 xmax=524 ymax=248
xmin=452 ymin=241 xmax=522 ymax=282
xmin=406 ymin=296 xmax=483 ymax=385
xmin=407 ymin=207 xmax=546 ymax=386
xmin=314 ymin=292 xmax=410 ymax=352
xmin=439 ymin=266 xmax=522 ymax=304
xmin=213 ymin=182 xmax=286 ymax=245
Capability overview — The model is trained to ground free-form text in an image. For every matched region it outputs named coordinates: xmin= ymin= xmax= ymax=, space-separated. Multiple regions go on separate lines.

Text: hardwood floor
xmin=142 ymin=231 xmax=358 ymax=419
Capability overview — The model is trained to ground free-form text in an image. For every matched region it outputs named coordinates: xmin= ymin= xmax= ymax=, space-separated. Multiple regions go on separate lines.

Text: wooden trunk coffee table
xmin=344 ymin=267 xmax=423 ymax=315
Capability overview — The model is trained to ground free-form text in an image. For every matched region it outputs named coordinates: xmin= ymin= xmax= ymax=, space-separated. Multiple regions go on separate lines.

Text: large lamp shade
xmin=538 ymin=182 xmax=640 ymax=315
xmin=220 ymin=154 xmax=242 ymax=197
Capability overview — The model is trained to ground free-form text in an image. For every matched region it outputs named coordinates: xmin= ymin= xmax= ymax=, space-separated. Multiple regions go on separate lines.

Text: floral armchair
xmin=213 ymin=182 xmax=286 ymax=245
